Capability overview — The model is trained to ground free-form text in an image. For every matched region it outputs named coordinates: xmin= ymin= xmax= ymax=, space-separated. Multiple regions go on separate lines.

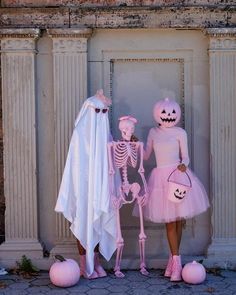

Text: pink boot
xmin=170 ymin=255 xmax=182 ymax=282
xmin=79 ymin=255 xmax=98 ymax=279
xmin=94 ymin=252 xmax=107 ymax=278
xmin=164 ymin=254 xmax=173 ymax=277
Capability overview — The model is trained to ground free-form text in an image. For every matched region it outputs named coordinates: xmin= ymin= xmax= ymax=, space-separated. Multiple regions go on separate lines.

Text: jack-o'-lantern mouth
xmin=160 ymin=117 xmax=177 ymax=123
xmin=174 ymin=189 xmax=186 ymax=200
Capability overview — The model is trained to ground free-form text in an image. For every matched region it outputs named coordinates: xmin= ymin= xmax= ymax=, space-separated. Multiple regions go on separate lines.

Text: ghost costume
xmin=55 ymin=95 xmax=117 ymax=277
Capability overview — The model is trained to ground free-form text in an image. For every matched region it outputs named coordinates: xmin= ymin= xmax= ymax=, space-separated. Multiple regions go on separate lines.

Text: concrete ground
xmin=0 ymin=268 xmax=236 ymax=295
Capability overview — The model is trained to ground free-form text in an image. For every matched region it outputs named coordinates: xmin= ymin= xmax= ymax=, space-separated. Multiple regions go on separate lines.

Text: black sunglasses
xmin=94 ymin=108 xmax=109 ymax=113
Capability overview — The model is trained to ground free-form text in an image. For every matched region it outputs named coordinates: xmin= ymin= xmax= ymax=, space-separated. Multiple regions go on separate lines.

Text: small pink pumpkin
xmin=49 ymin=255 xmax=80 ymax=288
xmin=153 ymin=98 xmax=181 ymax=128
xmin=182 ymin=261 xmax=206 ymax=284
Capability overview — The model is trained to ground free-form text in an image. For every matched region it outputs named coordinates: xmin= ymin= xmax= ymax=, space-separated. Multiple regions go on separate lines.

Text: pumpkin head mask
xmin=153 ymin=98 xmax=181 ymax=128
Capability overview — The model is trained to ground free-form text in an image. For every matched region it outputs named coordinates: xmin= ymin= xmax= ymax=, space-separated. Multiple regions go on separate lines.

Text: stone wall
xmin=1 ymin=0 xmax=236 ymax=7
xmin=0 ymin=60 xmax=4 ymax=244
xmin=0 ymin=1 xmax=235 ymax=29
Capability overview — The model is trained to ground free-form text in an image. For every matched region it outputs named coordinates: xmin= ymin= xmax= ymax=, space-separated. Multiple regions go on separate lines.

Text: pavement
xmin=0 ymin=268 xmax=236 ymax=295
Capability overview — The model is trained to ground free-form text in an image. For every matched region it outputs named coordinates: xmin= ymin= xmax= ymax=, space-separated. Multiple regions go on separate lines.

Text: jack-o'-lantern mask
xmin=153 ymin=98 xmax=181 ymax=128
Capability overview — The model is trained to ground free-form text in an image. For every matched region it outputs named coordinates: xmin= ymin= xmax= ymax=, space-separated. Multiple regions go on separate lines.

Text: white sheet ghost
xmin=55 ymin=91 xmax=117 ymax=276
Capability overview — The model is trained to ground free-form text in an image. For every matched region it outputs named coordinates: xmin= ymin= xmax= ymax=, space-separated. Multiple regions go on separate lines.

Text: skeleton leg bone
xmin=130 ymin=183 xmax=149 ymax=276
xmin=138 ymin=200 xmax=149 ymax=276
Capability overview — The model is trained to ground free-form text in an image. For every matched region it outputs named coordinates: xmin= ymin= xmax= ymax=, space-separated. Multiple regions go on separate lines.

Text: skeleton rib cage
xmin=113 ymin=141 xmax=138 ymax=169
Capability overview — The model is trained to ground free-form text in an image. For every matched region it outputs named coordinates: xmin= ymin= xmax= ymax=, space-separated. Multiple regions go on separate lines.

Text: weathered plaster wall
xmin=0 ymin=78 xmax=4 ymax=244
xmin=1 ymin=0 xmax=236 ymax=7
xmin=0 ymin=1 xmax=235 ymax=29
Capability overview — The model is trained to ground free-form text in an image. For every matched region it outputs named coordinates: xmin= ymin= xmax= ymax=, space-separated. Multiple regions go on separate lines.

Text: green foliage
xmin=16 ymin=255 xmax=39 ymax=274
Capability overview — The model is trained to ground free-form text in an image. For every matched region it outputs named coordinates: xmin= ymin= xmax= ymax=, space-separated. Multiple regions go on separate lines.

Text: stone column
xmin=0 ymin=29 xmax=43 ymax=264
xmin=206 ymin=28 xmax=236 ymax=267
xmin=47 ymin=29 xmax=92 ymax=257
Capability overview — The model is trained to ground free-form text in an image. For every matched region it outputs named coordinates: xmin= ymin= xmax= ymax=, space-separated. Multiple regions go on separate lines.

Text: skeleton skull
xmin=118 ymin=116 xmax=137 ymax=141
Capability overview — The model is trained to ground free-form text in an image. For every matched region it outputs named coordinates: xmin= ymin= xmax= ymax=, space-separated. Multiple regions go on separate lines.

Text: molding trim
xmin=1 ymin=38 xmax=36 ymax=51
xmin=205 ymin=28 xmax=236 ymax=38
xmin=0 ymin=28 xmax=40 ymax=39
xmin=205 ymin=28 xmax=236 ymax=51
xmin=47 ymin=28 xmax=92 ymax=39
xmin=52 ymin=38 xmax=88 ymax=53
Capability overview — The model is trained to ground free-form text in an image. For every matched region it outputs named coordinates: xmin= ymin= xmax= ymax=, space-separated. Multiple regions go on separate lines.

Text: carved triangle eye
xmin=172 ymin=109 xmax=176 ymax=114
xmin=161 ymin=110 xmax=166 ymax=114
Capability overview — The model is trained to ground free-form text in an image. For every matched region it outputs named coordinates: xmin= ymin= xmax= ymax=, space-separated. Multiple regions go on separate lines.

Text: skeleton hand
xmin=112 ymin=197 xmax=122 ymax=209
xmin=137 ymin=194 xmax=148 ymax=207
xmin=109 ymin=167 xmax=115 ymax=175
xmin=138 ymin=166 xmax=145 ymax=174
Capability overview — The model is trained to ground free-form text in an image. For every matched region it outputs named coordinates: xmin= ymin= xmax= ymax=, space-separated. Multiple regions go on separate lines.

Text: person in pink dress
xmin=142 ymin=98 xmax=209 ymax=281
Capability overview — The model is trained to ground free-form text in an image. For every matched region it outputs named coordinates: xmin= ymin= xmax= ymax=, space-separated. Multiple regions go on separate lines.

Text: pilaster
xmin=47 ymin=28 xmax=92 ymax=257
xmin=0 ymin=29 xmax=43 ymax=265
xmin=206 ymin=28 xmax=236 ymax=268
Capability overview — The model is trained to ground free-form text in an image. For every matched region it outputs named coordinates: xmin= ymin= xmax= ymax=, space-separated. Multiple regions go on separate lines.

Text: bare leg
xmin=165 ymin=221 xmax=183 ymax=282
xmin=176 ymin=220 xmax=183 ymax=249
xmin=166 ymin=222 xmax=179 ymax=255
xmin=77 ymin=240 xmax=86 ymax=255
xmin=77 ymin=241 xmax=100 ymax=255
xmin=76 ymin=240 xmax=99 ymax=279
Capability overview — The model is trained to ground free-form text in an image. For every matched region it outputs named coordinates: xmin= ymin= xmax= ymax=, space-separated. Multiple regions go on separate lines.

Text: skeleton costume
xmin=108 ymin=116 xmax=149 ymax=277
xmin=55 ymin=91 xmax=117 ymax=277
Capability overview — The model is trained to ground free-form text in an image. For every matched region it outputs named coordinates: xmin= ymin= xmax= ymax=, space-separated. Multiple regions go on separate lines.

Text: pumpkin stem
xmin=55 ymin=255 xmax=66 ymax=262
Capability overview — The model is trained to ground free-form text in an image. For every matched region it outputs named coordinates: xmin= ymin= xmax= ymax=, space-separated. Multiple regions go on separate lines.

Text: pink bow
xmin=95 ymin=89 xmax=112 ymax=106
xmin=119 ymin=115 xmax=138 ymax=124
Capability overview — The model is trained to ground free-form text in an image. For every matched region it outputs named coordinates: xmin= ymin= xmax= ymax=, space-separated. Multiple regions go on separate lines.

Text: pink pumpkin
xmin=49 ymin=255 xmax=80 ymax=288
xmin=182 ymin=261 xmax=206 ymax=284
xmin=153 ymin=98 xmax=181 ymax=128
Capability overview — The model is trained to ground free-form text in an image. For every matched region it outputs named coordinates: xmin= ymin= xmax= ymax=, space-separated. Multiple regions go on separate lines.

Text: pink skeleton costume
xmin=134 ymin=98 xmax=209 ymax=281
xmin=108 ymin=116 xmax=149 ymax=278
xmin=55 ymin=90 xmax=117 ymax=279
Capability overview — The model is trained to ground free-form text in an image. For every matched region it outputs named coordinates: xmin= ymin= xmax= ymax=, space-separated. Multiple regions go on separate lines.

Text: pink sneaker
xmin=79 ymin=255 xmax=99 ymax=279
xmin=94 ymin=252 xmax=107 ymax=278
xmin=170 ymin=255 xmax=182 ymax=282
xmin=164 ymin=255 xmax=173 ymax=277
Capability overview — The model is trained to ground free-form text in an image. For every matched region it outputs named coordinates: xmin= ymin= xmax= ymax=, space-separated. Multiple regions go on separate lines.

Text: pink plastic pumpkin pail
xmin=167 ymin=169 xmax=192 ymax=203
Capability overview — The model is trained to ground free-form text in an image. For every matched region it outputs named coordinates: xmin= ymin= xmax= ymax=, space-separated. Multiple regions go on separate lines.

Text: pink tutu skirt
xmin=134 ymin=164 xmax=210 ymax=223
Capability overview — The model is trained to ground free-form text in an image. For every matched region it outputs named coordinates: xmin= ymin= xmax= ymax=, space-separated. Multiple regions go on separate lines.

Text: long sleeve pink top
xmin=144 ymin=126 xmax=190 ymax=168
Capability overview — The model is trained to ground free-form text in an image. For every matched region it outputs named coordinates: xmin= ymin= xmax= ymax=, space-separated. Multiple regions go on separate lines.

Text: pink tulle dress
xmin=139 ymin=126 xmax=209 ymax=223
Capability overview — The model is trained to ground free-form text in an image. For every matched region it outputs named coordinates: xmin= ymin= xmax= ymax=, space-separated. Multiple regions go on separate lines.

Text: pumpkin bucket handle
xmin=167 ymin=168 xmax=192 ymax=188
